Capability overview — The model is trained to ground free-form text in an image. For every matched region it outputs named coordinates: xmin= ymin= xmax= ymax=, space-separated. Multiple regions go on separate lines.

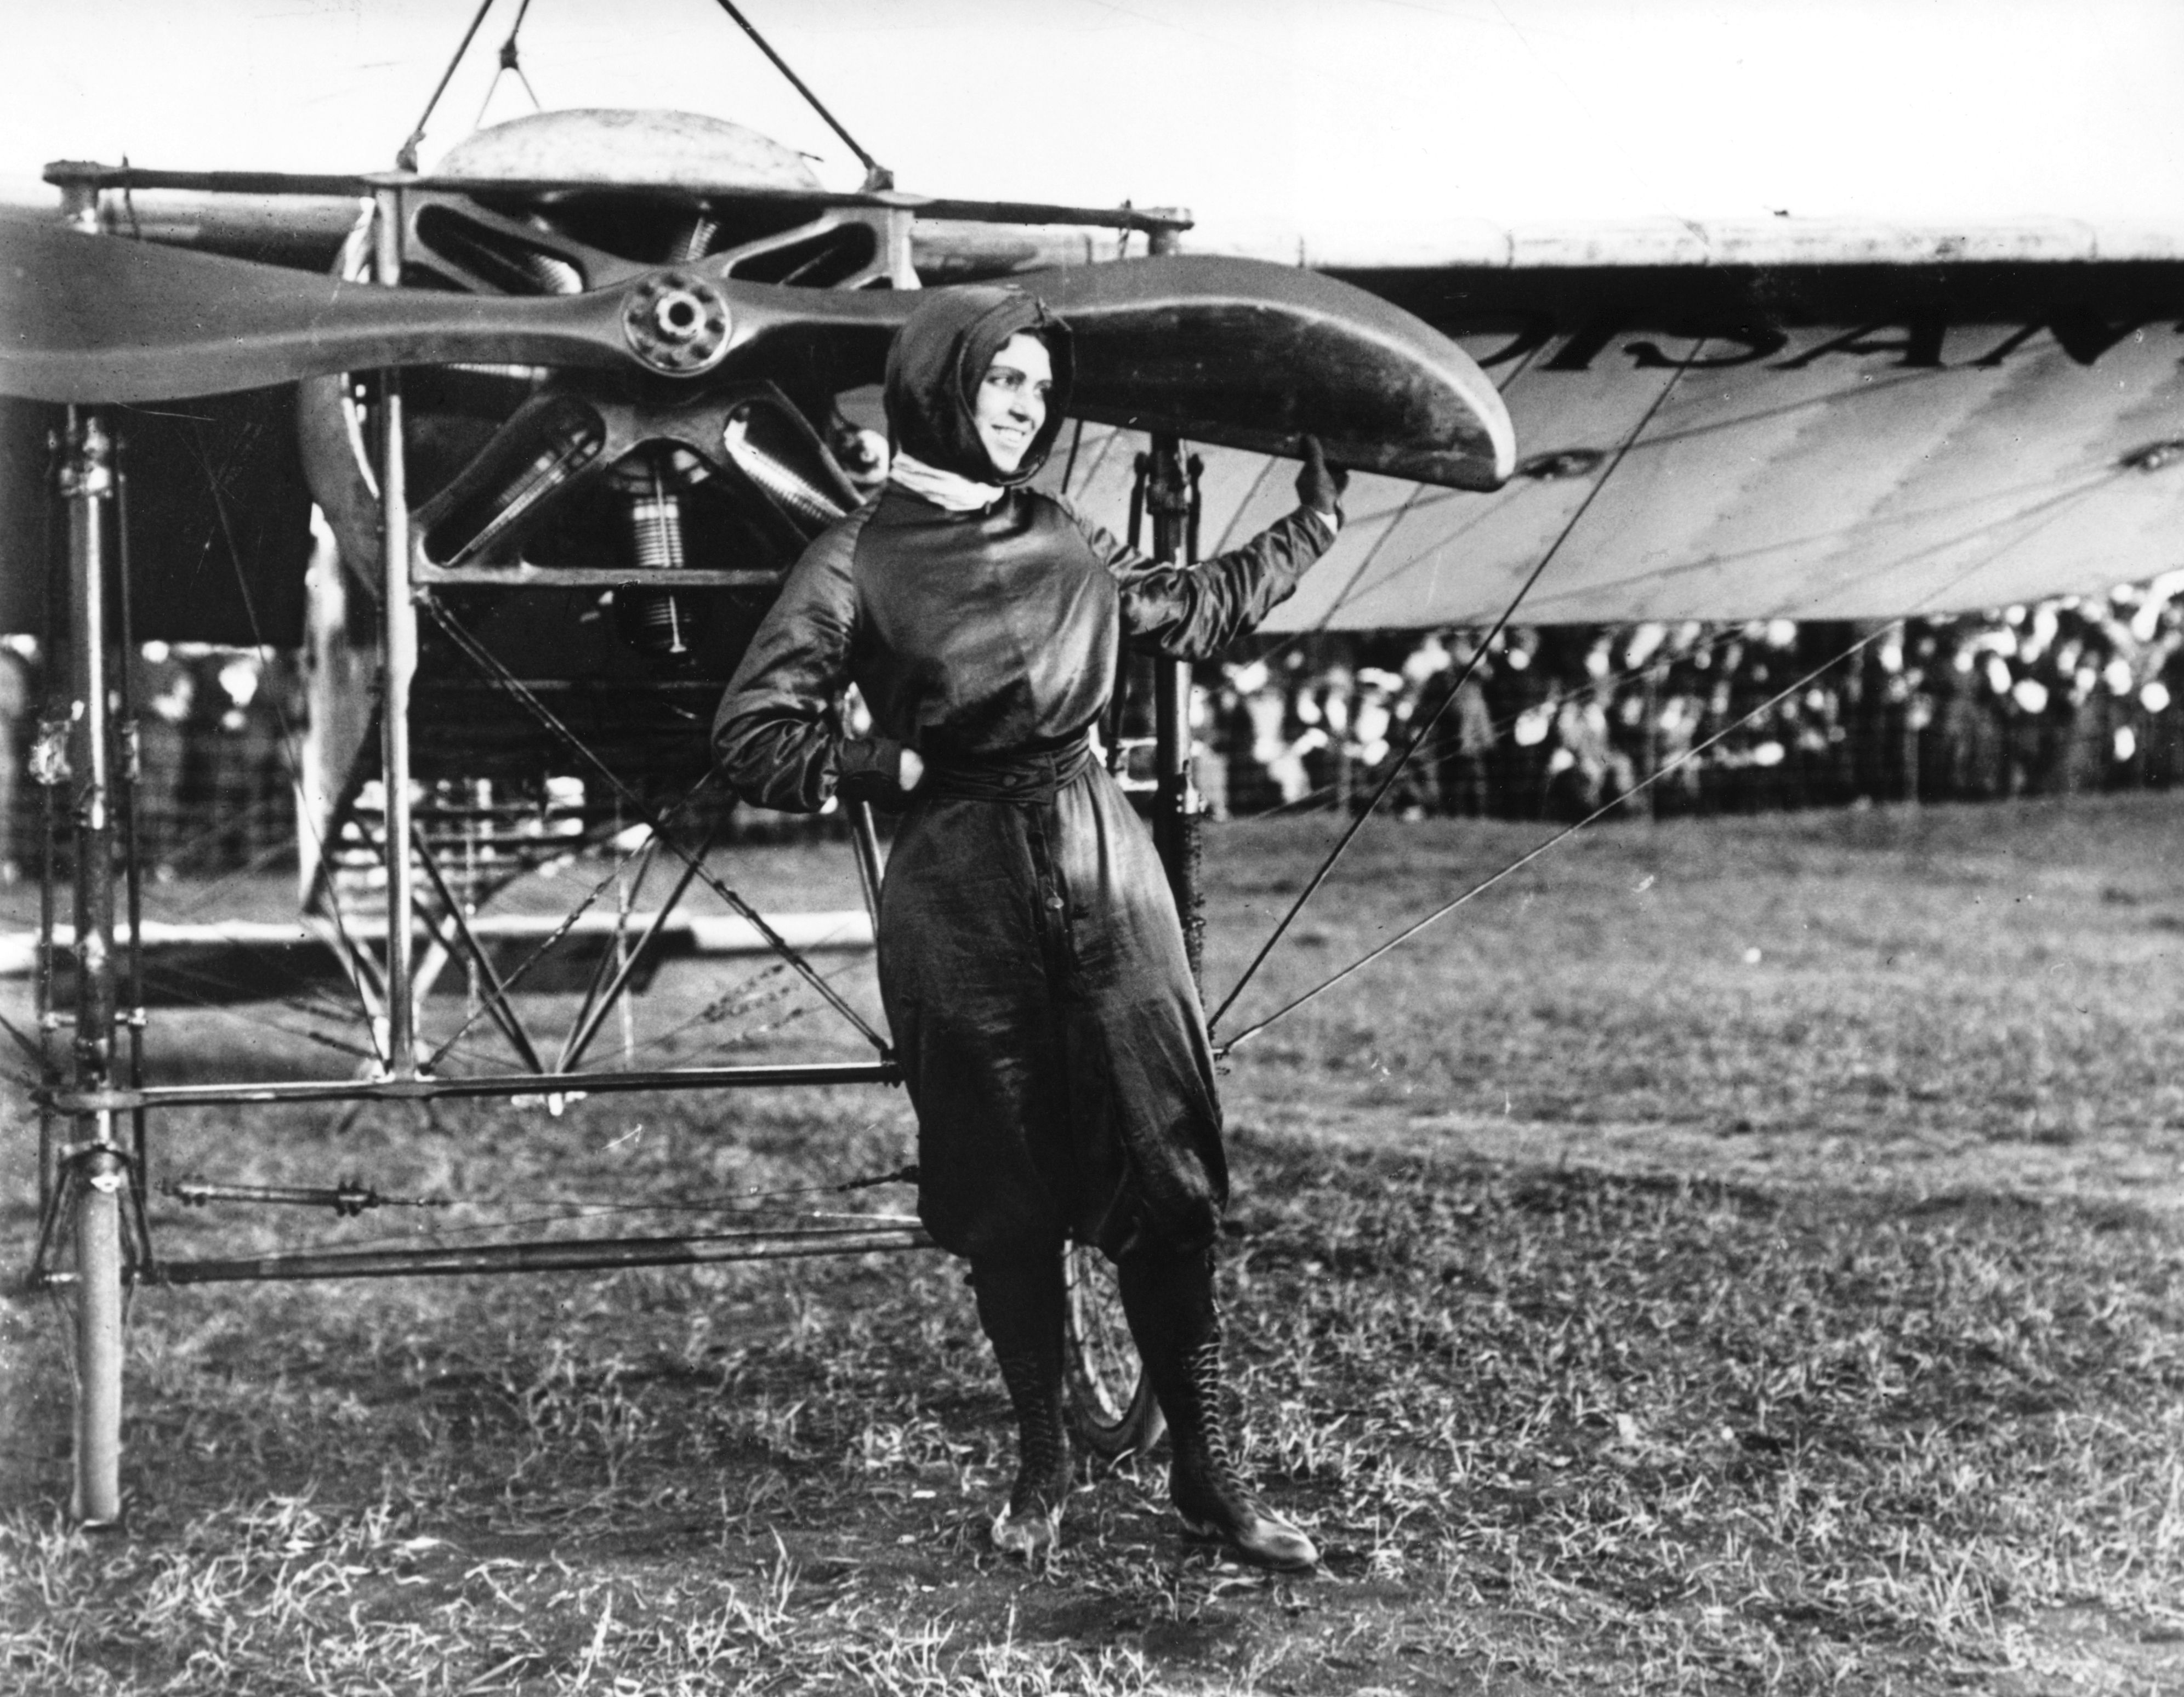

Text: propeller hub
xmin=622 ymin=270 xmax=731 ymax=377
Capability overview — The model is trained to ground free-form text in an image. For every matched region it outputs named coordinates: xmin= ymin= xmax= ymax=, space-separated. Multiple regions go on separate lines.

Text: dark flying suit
xmin=711 ymin=290 xmax=1332 ymax=1262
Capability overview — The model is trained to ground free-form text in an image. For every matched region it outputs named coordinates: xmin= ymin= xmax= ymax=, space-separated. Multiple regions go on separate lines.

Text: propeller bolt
xmin=622 ymin=270 xmax=731 ymax=377
xmin=654 ymin=290 xmax=704 ymax=341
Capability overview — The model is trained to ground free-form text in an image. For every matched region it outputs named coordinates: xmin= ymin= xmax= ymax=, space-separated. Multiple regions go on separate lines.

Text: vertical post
xmin=846 ymin=798 xmax=895 ymax=1063
xmin=113 ymin=434 xmax=153 ymax=1258
xmin=848 ymin=800 xmax=888 ymax=938
xmin=374 ymin=190 xmax=419 ymax=1076
xmin=35 ymin=423 xmax=68 ymax=1219
xmin=70 ymin=1149 xmax=125 ymax=1525
xmin=1145 ymin=435 xmax=1202 ymax=987
xmin=61 ymin=407 xmax=126 ymax=1527
xmin=1140 ymin=226 xmax=1205 ymax=987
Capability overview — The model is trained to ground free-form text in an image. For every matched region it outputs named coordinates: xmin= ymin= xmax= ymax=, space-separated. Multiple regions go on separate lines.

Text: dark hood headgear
xmin=883 ymin=285 xmax=1074 ymax=486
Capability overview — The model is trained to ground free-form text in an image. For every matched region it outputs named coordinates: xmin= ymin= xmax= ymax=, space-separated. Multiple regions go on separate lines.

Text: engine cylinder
xmin=614 ymin=450 xmax=699 ymax=659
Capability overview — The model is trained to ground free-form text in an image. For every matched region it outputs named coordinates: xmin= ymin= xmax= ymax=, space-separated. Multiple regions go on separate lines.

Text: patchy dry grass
xmin=6 ymin=795 xmax=2184 ymax=1692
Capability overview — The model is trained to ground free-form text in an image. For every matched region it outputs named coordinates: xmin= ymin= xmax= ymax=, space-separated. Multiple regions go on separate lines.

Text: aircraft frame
xmin=18 ymin=172 xmax=1222 ymax=1523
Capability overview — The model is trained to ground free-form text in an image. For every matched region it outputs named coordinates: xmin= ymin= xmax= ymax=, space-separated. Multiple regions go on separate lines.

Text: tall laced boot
xmin=1119 ymin=1247 xmax=1318 ymax=1572
xmin=971 ymin=1250 xmax=1073 ymax=1563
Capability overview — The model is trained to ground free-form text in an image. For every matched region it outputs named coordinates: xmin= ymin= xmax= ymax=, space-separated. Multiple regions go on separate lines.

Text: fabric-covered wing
xmin=1053 ymin=232 xmax=2184 ymax=627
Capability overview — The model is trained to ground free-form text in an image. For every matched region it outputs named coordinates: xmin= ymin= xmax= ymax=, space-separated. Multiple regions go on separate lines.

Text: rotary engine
xmin=295 ymin=110 xmax=897 ymax=802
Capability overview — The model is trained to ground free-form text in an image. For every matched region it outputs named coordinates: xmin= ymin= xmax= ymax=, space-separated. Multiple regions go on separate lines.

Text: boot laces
xmin=997 ymin=1351 xmax=1072 ymax=1516
xmin=1173 ymin=1339 xmax=1264 ymax=1523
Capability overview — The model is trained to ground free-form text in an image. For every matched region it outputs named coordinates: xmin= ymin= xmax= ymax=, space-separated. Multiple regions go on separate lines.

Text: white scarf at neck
xmin=889 ymin=449 xmax=1006 ymax=513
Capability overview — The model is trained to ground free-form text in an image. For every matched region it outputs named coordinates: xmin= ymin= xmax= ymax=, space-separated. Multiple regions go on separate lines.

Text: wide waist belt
xmin=919 ymin=737 xmax=1096 ymax=803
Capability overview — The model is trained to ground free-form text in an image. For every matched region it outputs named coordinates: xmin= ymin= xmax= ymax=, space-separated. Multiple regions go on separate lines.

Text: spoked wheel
xmin=1062 ymin=1242 xmax=1164 ymax=1459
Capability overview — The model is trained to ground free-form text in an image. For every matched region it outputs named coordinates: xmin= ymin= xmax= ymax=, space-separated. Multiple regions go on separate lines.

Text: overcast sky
xmin=2 ymin=0 xmax=2179 ymax=246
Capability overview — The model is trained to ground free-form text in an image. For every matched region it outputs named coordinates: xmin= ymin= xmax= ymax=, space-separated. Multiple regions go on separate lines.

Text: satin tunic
xmin=713 ymin=484 xmax=1330 ymax=1257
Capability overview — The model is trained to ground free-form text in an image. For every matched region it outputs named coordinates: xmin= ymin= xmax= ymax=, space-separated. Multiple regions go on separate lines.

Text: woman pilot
xmin=714 ymin=284 xmax=1345 ymax=1569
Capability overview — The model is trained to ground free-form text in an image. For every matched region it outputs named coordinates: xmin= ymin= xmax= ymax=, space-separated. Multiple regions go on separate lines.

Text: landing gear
xmin=39 ymin=408 xmax=135 ymax=1527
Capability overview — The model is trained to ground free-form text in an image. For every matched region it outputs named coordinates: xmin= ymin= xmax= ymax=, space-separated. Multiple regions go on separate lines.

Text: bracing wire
xmin=180 ymin=420 xmax=386 ymax=1058
xmin=149 ymin=955 xmax=366 ymax=1045
xmin=396 ymin=0 xmax=501 ymax=172
xmin=418 ymin=801 xmax=700 ymax=1072
xmin=0 ymin=1009 xmax=44 ymax=1069
xmin=1515 ymin=460 xmax=2120 ymax=626
xmin=1216 ymin=447 xmax=2137 ymax=829
xmin=605 ymin=946 xmax=874 ymax=1070
xmin=710 ymin=0 xmax=892 ymax=189
xmin=1242 ymin=338 xmax=1546 ymax=666
xmin=1204 ymin=455 xmax=1282 ymax=561
xmin=423 ymin=597 xmax=890 ymax=1052
xmin=623 ymin=969 xmax=799 ymax=1062
xmin=0 ymin=806 xmax=298 ymax=934
xmin=1216 ymin=622 xmax=1900 ymax=1055
xmin=473 ymin=0 xmax=542 ymax=131
xmin=1303 ymin=481 xmax=1429 ymax=644
xmin=129 ymin=953 xmax=514 ymax=1074
xmin=1208 ymin=340 xmax=1710 ymax=1035
xmin=1215 ymin=451 xmax=2143 ymax=1052
xmin=1224 ymin=624 xmax=1747 ymax=828
xmin=189 ymin=1160 xmax=922 ymax=1261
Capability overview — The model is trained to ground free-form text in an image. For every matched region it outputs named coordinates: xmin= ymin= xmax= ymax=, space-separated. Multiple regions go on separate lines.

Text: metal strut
xmin=710 ymin=0 xmax=895 ymax=191
xmin=33 ymin=420 xmax=65 ymax=1236
xmin=110 ymin=435 xmax=155 ymax=1273
xmin=56 ymin=407 xmax=128 ymax=1527
xmin=95 ymin=1223 xmax=935 ymax=1289
xmin=1135 ymin=224 xmax=1207 ymax=989
xmin=420 ymin=596 xmax=890 ymax=1053
xmin=1141 ymin=437 xmax=1205 ymax=987
xmin=411 ymin=824 xmax=545 ymax=1072
xmin=376 ymin=190 xmax=422 ymax=1075
xmin=395 ymin=0 xmax=499 ymax=173
xmin=556 ymin=825 xmax=715 ymax=1074
xmin=40 ymin=1058 xmax=899 ymax=1118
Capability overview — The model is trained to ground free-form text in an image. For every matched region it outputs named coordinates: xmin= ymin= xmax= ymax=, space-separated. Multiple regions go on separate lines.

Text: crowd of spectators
xmin=0 ymin=641 xmax=297 ymax=882
xmin=1187 ymin=575 xmax=2184 ymax=824
xmin=7 ymin=574 xmax=2184 ymax=879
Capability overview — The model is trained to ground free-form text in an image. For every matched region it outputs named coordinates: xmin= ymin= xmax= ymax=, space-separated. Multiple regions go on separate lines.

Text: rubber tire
xmin=1061 ymin=1241 xmax=1165 ymax=1459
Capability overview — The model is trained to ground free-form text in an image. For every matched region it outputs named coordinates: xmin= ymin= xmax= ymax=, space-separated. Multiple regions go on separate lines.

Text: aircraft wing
xmin=1053 ymin=217 xmax=2184 ymax=628
xmin=13 ymin=188 xmax=2184 ymax=635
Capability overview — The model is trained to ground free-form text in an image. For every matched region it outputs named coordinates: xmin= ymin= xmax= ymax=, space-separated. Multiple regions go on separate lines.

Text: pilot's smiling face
xmin=973 ymin=332 xmax=1052 ymax=476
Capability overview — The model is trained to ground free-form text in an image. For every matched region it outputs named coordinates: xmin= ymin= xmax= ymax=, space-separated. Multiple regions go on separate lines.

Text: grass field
xmin=4 ymin=794 xmax=2183 ymax=1693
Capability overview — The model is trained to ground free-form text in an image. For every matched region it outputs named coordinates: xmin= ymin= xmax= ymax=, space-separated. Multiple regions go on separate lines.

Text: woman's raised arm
xmin=1070 ymin=439 xmax=1347 ymax=660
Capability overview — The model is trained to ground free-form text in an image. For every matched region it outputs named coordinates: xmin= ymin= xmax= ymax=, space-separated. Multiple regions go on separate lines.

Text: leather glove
xmin=1296 ymin=435 xmax=1349 ymax=520
xmin=836 ymin=737 xmax=912 ymax=808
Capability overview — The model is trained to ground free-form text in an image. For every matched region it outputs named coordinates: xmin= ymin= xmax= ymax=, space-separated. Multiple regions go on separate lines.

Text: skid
xmin=37 ymin=1224 xmax=935 ymax=1288
xmin=41 ymin=1060 xmax=900 ymax=1115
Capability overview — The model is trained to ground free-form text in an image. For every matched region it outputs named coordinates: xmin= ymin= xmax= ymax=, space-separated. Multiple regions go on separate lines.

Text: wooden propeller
xmin=0 ymin=221 xmax=1512 ymax=490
